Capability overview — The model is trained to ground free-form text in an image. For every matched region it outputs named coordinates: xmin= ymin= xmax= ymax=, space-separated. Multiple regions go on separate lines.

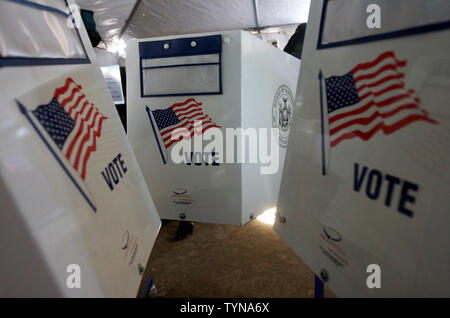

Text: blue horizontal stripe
xmin=142 ymin=62 xmax=220 ymax=70
xmin=6 ymin=0 xmax=69 ymax=17
xmin=139 ymin=35 xmax=222 ymax=59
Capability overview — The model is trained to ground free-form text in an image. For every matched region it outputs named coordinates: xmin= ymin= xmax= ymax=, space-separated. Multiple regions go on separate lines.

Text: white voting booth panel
xmin=127 ymin=31 xmax=300 ymax=225
xmin=0 ymin=0 xmax=160 ymax=297
xmin=274 ymin=0 xmax=450 ymax=297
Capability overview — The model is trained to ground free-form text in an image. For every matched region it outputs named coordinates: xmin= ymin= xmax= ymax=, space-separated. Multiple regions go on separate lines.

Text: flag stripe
xmin=61 ymin=85 xmax=83 ymax=108
xmin=80 ymin=116 xmax=107 ymax=180
xmin=330 ymin=103 xmax=420 ymax=136
xmin=72 ymin=107 xmax=97 ymax=169
xmin=353 ymin=63 xmax=403 ymax=83
xmin=165 ymin=124 xmax=219 ymax=148
xmin=330 ymin=114 xmax=438 ymax=148
xmin=64 ymin=102 xmax=93 ymax=160
xmin=54 ymin=78 xmax=80 ymax=100
xmin=175 ymin=107 xmax=203 ymax=118
xmin=172 ymin=103 xmax=202 ymax=114
xmin=178 ymin=111 xmax=207 ymax=122
xmin=57 ymin=82 xmax=82 ymax=110
xmin=171 ymin=98 xmax=202 ymax=110
xmin=352 ymin=51 xmax=406 ymax=74
xmin=71 ymin=101 xmax=91 ymax=123
xmin=356 ymin=73 xmax=405 ymax=92
xmin=358 ymin=82 xmax=406 ymax=101
xmin=67 ymin=93 xmax=86 ymax=115
xmin=160 ymin=114 xmax=209 ymax=136
xmin=163 ymin=119 xmax=216 ymax=142
xmin=329 ymin=91 xmax=415 ymax=124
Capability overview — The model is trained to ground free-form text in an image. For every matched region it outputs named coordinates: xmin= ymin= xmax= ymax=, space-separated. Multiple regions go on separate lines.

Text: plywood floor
xmin=139 ymin=218 xmax=335 ymax=298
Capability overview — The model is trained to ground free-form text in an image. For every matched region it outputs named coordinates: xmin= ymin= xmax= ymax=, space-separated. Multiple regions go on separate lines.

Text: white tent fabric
xmin=127 ymin=0 xmax=310 ymax=38
xmin=256 ymin=0 xmax=310 ymax=27
xmin=126 ymin=0 xmax=256 ymax=38
xmin=76 ymin=0 xmax=310 ymax=43
xmin=76 ymin=0 xmax=136 ymax=43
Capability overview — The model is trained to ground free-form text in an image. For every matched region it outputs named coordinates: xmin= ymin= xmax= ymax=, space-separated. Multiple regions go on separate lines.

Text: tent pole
xmin=252 ymin=0 xmax=262 ymax=39
xmin=119 ymin=0 xmax=142 ymax=39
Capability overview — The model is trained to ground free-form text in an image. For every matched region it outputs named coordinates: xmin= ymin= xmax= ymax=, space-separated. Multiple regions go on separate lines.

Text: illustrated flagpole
xmin=17 ymin=101 xmax=97 ymax=212
xmin=318 ymin=70 xmax=327 ymax=176
xmin=146 ymin=106 xmax=167 ymax=165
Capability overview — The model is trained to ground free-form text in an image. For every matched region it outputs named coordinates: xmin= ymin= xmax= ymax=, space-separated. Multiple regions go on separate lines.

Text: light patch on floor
xmin=257 ymin=207 xmax=277 ymax=225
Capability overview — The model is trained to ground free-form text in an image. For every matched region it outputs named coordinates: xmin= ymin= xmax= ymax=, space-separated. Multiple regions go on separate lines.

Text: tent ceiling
xmin=76 ymin=0 xmax=136 ymax=43
xmin=126 ymin=0 xmax=311 ymax=39
xmin=76 ymin=0 xmax=310 ymax=43
xmin=256 ymin=0 xmax=310 ymax=27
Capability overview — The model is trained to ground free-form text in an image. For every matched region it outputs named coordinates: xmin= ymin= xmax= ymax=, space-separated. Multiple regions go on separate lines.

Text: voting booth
xmin=0 ymin=0 xmax=160 ymax=297
xmin=127 ymin=31 xmax=300 ymax=225
xmin=274 ymin=0 xmax=450 ymax=297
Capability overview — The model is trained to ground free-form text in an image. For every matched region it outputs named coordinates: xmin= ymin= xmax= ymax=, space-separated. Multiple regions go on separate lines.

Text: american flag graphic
xmin=323 ymin=51 xmax=438 ymax=148
xmin=150 ymin=98 xmax=220 ymax=148
xmin=30 ymin=77 xmax=107 ymax=180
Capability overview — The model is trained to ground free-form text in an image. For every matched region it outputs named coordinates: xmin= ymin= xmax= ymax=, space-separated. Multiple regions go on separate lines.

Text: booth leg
xmin=314 ymin=275 xmax=324 ymax=298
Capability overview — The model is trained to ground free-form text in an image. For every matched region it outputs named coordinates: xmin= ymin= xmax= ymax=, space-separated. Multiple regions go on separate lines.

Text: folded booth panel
xmin=127 ymin=30 xmax=301 ymax=226
xmin=274 ymin=0 xmax=450 ymax=297
xmin=0 ymin=0 xmax=161 ymax=297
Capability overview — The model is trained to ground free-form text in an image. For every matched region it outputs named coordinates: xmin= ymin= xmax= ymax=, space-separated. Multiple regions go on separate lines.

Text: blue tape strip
xmin=0 ymin=57 xmax=90 ymax=67
xmin=142 ymin=91 xmax=223 ymax=98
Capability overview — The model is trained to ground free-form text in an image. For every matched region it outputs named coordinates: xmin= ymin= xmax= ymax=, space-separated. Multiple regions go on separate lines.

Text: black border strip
xmin=317 ymin=0 xmax=450 ymax=50
xmin=139 ymin=35 xmax=223 ymax=98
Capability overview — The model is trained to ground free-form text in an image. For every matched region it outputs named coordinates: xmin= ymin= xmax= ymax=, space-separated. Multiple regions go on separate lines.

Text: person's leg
xmin=168 ymin=221 xmax=194 ymax=242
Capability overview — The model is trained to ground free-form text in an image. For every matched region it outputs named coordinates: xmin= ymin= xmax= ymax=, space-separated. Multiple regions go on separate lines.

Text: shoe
xmin=168 ymin=221 xmax=194 ymax=242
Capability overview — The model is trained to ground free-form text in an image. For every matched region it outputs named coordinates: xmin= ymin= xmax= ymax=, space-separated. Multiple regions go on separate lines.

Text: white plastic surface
xmin=274 ymin=0 xmax=450 ymax=297
xmin=256 ymin=0 xmax=311 ymax=27
xmin=101 ymin=65 xmax=125 ymax=104
xmin=142 ymin=54 xmax=220 ymax=96
xmin=127 ymin=31 xmax=300 ymax=225
xmin=321 ymin=0 xmax=450 ymax=45
xmin=142 ymin=54 xmax=220 ymax=68
xmin=0 ymin=0 xmax=86 ymax=60
xmin=0 ymin=0 xmax=160 ymax=297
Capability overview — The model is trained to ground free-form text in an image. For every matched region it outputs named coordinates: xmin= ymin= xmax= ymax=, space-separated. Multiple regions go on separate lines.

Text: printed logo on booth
xmin=272 ymin=85 xmax=294 ymax=148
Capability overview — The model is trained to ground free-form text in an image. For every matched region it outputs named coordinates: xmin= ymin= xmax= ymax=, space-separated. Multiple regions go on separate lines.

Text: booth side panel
xmin=240 ymin=31 xmax=300 ymax=225
xmin=0 ymin=1 xmax=161 ymax=297
xmin=274 ymin=0 xmax=450 ymax=297
xmin=127 ymin=31 xmax=243 ymax=225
